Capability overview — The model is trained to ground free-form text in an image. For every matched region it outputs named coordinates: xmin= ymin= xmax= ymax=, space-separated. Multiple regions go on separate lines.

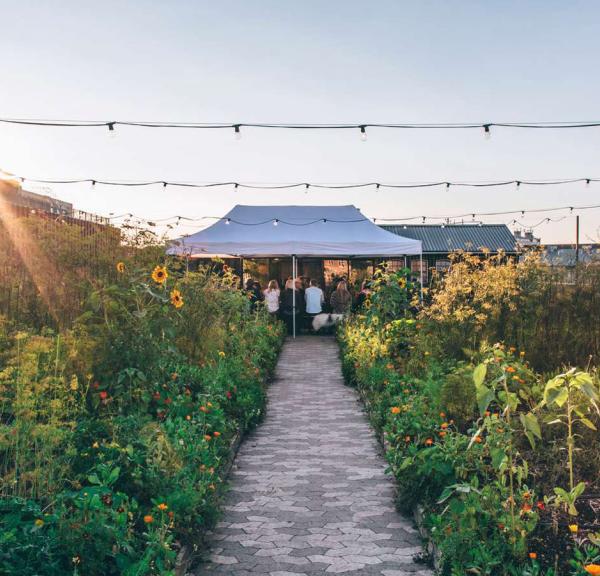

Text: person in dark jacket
xmin=280 ymin=278 xmax=305 ymax=335
xmin=245 ymin=278 xmax=263 ymax=311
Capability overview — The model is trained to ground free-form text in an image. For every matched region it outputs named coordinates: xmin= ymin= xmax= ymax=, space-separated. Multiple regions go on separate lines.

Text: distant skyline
xmin=1 ymin=0 xmax=599 ymax=243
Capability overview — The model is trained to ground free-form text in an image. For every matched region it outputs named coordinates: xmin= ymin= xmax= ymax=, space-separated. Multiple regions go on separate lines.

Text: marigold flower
xmin=116 ymin=262 xmax=125 ymax=273
xmin=204 ymin=435 xmax=212 ymax=441
xmin=439 ymin=412 xmax=446 ymax=418
xmin=521 ymin=503 xmax=532 ymax=513
xmin=157 ymin=503 xmax=168 ymax=511
xmin=151 ymin=265 xmax=168 ymax=284
xmin=439 ymin=431 xmax=446 ymax=437
xmin=170 ymin=289 xmax=184 ymax=308
xmin=584 ymin=565 xmax=600 ymax=575
xmin=168 ymin=511 xmax=174 ymax=519
xmin=568 ymin=524 xmax=578 ymax=534
xmin=529 ymin=552 xmax=537 ymax=559
xmin=218 ymin=351 xmax=226 ymax=357
xmin=391 ymin=406 xmax=401 ymax=415
xmin=143 ymin=515 xmax=154 ymax=524
xmin=505 ymin=366 xmax=516 ymax=373
xmin=474 ymin=435 xmax=483 ymax=443
xmin=213 ymin=431 xmax=221 ymax=437
xmin=536 ymin=501 xmax=545 ymax=511
xmin=34 ymin=519 xmax=44 ymax=527
xmin=441 ymin=422 xmax=448 ymax=429
xmin=425 ymin=438 xmax=433 ymax=446
xmin=523 ymin=491 xmax=531 ymax=499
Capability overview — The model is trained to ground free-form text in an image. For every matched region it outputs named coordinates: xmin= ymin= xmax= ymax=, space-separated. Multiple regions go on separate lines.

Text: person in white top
xmin=304 ymin=279 xmax=324 ymax=331
xmin=263 ymin=280 xmax=280 ymax=315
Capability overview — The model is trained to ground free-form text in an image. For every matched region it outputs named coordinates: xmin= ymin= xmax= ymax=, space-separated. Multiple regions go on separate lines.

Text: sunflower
xmin=116 ymin=261 xmax=125 ymax=273
xmin=152 ymin=265 xmax=168 ymax=284
xmin=170 ymin=289 xmax=184 ymax=308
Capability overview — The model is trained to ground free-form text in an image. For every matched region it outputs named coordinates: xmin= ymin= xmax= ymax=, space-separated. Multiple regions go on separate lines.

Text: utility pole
xmin=575 ymin=215 xmax=580 ymax=265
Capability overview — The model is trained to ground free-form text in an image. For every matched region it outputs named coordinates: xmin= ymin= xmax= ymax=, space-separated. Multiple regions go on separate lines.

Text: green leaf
xmin=520 ymin=412 xmax=541 ymax=439
xmin=579 ymin=417 xmax=597 ymax=430
xmin=545 ymin=386 xmax=568 ymax=407
xmin=579 ymin=381 xmax=599 ymax=402
xmin=473 ymin=363 xmax=487 ymax=387
xmin=87 ymin=474 xmax=100 ymax=485
xmin=572 ymin=481 xmax=586 ymax=499
xmin=476 ymin=384 xmax=495 ymax=416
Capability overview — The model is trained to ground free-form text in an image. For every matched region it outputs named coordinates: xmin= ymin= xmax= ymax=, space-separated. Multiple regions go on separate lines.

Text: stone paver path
xmin=195 ymin=336 xmax=431 ymax=575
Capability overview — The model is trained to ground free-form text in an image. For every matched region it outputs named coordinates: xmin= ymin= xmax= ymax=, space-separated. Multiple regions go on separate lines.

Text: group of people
xmin=245 ymin=276 xmax=362 ymax=335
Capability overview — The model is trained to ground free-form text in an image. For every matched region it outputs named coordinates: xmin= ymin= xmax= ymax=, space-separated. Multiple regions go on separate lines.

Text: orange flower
xmin=213 ymin=431 xmax=221 ymax=437
xmin=484 ymin=410 xmax=491 ymax=417
xmin=425 ymin=438 xmax=433 ymax=446
xmin=386 ymin=363 xmax=394 ymax=370
xmin=116 ymin=261 xmax=125 ymax=273
xmin=505 ymin=366 xmax=516 ymax=373
xmin=157 ymin=503 xmax=168 ymax=511
xmin=151 ymin=265 xmax=168 ymax=284
xmin=474 ymin=436 xmax=483 ymax=444
xmin=143 ymin=515 xmax=154 ymax=524
xmin=170 ymin=289 xmax=184 ymax=309
xmin=404 ymin=436 xmax=411 ymax=443
xmin=439 ymin=412 xmax=446 ymax=418
xmin=199 ymin=406 xmax=208 ymax=413
xmin=529 ymin=552 xmax=537 ymax=560
xmin=204 ymin=435 xmax=212 ymax=442
xmin=522 ymin=503 xmax=533 ymax=513
xmin=584 ymin=565 xmax=600 ymax=575
xmin=441 ymin=422 xmax=448 ymax=429
xmin=439 ymin=431 xmax=446 ymax=437
xmin=568 ymin=524 xmax=578 ymax=534
xmin=391 ymin=406 xmax=401 ymax=415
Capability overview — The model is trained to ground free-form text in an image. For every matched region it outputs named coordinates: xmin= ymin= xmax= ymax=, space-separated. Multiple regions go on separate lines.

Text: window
xmin=435 ymin=259 xmax=451 ymax=272
xmin=410 ymin=259 xmax=428 ymax=284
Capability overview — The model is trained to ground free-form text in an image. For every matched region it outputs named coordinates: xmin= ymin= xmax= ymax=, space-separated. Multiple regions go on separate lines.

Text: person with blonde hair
xmin=330 ymin=280 xmax=352 ymax=314
xmin=263 ymin=279 xmax=280 ymax=316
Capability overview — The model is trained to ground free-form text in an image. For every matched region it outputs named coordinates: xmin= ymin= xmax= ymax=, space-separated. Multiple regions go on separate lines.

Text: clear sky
xmin=1 ymin=0 xmax=599 ymax=243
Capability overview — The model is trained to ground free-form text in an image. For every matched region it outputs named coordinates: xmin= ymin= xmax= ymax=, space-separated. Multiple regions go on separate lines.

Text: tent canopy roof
xmin=168 ymin=205 xmax=422 ymax=257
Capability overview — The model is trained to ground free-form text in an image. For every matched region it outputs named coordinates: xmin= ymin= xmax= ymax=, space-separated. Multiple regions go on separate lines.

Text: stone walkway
xmin=194 ymin=336 xmax=432 ymax=575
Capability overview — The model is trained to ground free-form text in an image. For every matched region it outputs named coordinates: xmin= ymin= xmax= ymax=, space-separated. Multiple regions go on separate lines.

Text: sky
xmin=1 ymin=0 xmax=599 ymax=243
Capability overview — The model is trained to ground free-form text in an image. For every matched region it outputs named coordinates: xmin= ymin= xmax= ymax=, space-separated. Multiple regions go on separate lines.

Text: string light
xmin=3 ymin=117 xmax=600 ymax=132
xmin=225 ymin=218 xmax=231 ymax=225
xmin=108 ymin=122 xmax=116 ymax=139
xmin=359 ymin=125 xmax=367 ymax=141
xmin=234 ymin=125 xmax=241 ymax=140
xmin=483 ymin=124 xmax=491 ymax=140
xmin=8 ymin=174 xmax=599 ymax=190
xmin=273 ymin=219 xmax=279 ymax=226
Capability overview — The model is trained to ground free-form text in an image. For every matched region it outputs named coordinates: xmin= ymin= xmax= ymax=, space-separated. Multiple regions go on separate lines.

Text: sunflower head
xmin=170 ymin=289 xmax=184 ymax=308
xmin=152 ymin=265 xmax=168 ymax=284
xmin=116 ymin=262 xmax=125 ymax=273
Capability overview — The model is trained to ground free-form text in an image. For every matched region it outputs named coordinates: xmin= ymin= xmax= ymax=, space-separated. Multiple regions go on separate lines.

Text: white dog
xmin=312 ymin=313 xmax=345 ymax=332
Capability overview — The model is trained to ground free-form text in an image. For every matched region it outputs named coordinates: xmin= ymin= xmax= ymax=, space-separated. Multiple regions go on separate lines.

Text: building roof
xmin=380 ymin=224 xmax=517 ymax=254
xmin=540 ymin=244 xmax=600 ymax=266
xmin=168 ymin=205 xmax=422 ymax=257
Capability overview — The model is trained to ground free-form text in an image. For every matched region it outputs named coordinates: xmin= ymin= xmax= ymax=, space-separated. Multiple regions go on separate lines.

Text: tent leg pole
xmin=292 ymin=255 xmax=296 ymax=339
xmin=419 ymin=252 xmax=424 ymax=302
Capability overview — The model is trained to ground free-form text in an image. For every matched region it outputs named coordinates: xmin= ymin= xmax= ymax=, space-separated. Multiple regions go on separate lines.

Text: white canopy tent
xmin=167 ymin=205 xmax=423 ymax=336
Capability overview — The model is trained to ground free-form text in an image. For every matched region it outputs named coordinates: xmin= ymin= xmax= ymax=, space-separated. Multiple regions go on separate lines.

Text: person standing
xmin=263 ymin=280 xmax=281 ymax=316
xmin=304 ymin=278 xmax=325 ymax=331
xmin=280 ymin=278 xmax=305 ymax=335
xmin=330 ymin=280 xmax=352 ymax=314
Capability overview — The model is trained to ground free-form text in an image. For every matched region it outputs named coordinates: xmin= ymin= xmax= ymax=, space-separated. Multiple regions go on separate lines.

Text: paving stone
xmin=192 ymin=337 xmax=429 ymax=575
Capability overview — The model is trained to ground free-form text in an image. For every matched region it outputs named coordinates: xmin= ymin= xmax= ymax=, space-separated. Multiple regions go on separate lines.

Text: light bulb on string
xmin=107 ymin=123 xmax=116 ymax=139
xmin=586 ymin=179 xmax=591 ymax=187
xmin=234 ymin=125 xmax=242 ymax=140
xmin=359 ymin=125 xmax=367 ymax=141
xmin=515 ymin=180 xmax=521 ymax=191
xmin=225 ymin=218 xmax=231 ymax=225
xmin=273 ymin=219 xmax=279 ymax=226
xmin=483 ymin=124 xmax=491 ymax=140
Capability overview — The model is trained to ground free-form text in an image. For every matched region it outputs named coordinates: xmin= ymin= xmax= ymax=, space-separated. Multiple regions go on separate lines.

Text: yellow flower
xmin=170 ymin=289 xmax=184 ymax=309
xmin=568 ymin=524 xmax=578 ymax=534
xmin=116 ymin=261 xmax=125 ymax=273
xmin=157 ymin=503 xmax=168 ymax=511
xmin=151 ymin=265 xmax=168 ymax=284
xmin=70 ymin=375 xmax=79 ymax=391
xmin=218 ymin=351 xmax=226 ymax=358
xmin=34 ymin=519 xmax=44 ymax=527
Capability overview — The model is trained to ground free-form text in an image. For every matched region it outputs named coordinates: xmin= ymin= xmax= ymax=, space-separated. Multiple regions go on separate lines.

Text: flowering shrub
xmin=0 ymin=260 xmax=284 ymax=575
xmin=339 ymin=261 xmax=600 ymax=575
